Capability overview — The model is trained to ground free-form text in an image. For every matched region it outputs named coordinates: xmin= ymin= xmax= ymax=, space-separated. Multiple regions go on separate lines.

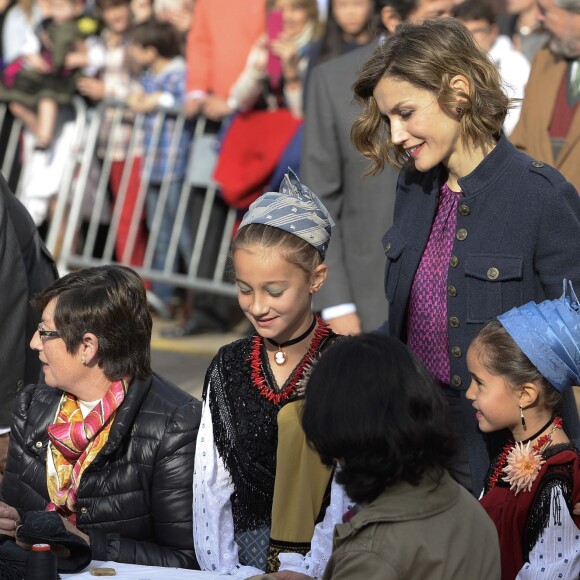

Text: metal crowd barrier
xmin=0 ymin=102 xmax=23 ymax=189
xmin=0 ymin=99 xmax=239 ymax=302
xmin=0 ymin=97 xmax=88 ymax=254
xmin=65 ymin=100 xmax=237 ymax=299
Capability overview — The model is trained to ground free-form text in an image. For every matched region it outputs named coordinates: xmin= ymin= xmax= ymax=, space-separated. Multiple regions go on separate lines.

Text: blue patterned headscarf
xmin=238 ymin=168 xmax=335 ymax=258
xmin=497 ymin=280 xmax=580 ymax=392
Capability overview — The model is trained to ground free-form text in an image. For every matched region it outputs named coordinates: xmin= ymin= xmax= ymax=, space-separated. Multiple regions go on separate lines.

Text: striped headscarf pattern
xmin=239 ymin=168 xmax=334 ymax=258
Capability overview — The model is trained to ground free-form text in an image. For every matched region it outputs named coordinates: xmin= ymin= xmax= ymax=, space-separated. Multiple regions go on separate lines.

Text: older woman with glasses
xmin=0 ymin=265 xmax=201 ymax=569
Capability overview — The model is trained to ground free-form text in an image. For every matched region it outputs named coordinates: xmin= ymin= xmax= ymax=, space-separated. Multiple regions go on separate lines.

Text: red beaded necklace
xmin=248 ymin=316 xmax=331 ymax=405
xmin=487 ymin=416 xmax=563 ymax=491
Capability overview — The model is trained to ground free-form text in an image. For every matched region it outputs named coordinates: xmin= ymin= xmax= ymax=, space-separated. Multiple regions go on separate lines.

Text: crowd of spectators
xmin=0 ymin=0 xmax=577 ymax=336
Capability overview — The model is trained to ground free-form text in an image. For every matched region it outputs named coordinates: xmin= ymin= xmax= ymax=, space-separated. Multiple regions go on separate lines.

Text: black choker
xmin=519 ymin=416 xmax=555 ymax=445
xmin=266 ymin=316 xmax=317 ymax=366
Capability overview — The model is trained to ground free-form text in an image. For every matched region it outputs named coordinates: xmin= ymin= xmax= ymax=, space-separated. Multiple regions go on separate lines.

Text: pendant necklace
xmin=266 ymin=316 xmax=317 ymax=366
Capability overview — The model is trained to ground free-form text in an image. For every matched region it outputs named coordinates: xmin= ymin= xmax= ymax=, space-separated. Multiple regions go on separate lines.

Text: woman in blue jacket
xmin=351 ymin=17 xmax=580 ymax=496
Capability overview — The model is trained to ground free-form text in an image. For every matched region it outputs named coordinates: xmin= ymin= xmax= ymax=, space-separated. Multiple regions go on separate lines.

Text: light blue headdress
xmin=497 ymin=280 xmax=580 ymax=392
xmin=238 ymin=168 xmax=335 ymax=258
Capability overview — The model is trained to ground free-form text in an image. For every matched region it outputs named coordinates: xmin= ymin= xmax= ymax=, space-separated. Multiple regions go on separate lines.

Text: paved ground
xmin=150 ymin=315 xmax=245 ymax=400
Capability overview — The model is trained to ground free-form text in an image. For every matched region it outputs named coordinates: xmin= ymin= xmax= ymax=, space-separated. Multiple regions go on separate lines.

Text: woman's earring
xmin=520 ymin=405 xmax=527 ymax=430
xmin=81 ymin=356 xmax=86 ymax=365
xmin=456 ymin=107 xmax=464 ymax=119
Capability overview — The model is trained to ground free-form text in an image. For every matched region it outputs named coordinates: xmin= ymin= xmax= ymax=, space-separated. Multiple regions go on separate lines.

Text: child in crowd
xmin=76 ymin=0 xmax=148 ymax=267
xmin=129 ymin=0 xmax=151 ymax=22
xmin=309 ymin=0 xmax=375 ymax=68
xmin=275 ymin=333 xmax=500 ymax=580
xmin=0 ymin=0 xmax=97 ymax=149
xmin=452 ymin=0 xmax=530 ymax=136
xmin=193 ymin=169 xmax=351 ymax=577
xmin=2 ymin=0 xmax=43 ymax=68
xmin=467 ymin=282 xmax=580 ymax=579
xmin=153 ymin=0 xmax=194 ymax=44
xmin=126 ymin=18 xmax=192 ymax=310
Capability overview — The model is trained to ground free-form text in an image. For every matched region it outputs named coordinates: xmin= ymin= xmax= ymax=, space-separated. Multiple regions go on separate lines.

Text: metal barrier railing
xmin=0 ymin=103 xmax=23 ymax=189
xmin=0 ymin=99 xmax=239 ymax=302
xmin=0 ymin=97 xmax=89 ymax=258
xmin=59 ymin=100 xmax=238 ymax=299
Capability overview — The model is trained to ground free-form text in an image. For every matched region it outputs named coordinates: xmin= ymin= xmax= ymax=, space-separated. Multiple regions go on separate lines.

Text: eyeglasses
xmin=38 ymin=323 xmax=61 ymax=340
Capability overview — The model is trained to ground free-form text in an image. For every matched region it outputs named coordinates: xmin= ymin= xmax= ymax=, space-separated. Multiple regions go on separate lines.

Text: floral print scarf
xmin=45 ymin=380 xmax=127 ymax=524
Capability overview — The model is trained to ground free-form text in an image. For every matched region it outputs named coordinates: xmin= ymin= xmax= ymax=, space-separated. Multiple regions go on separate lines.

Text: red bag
xmin=212 ymin=109 xmax=302 ymax=210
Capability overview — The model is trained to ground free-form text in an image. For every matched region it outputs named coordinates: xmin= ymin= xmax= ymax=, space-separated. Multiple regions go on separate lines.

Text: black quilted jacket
xmin=2 ymin=373 xmax=201 ymax=569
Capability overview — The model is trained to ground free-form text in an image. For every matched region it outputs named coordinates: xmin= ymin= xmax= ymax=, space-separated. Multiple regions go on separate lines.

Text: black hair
xmin=96 ymin=0 xmax=130 ymax=12
xmin=302 ymin=333 xmax=457 ymax=504
xmin=452 ymin=0 xmax=497 ymax=25
xmin=314 ymin=0 xmax=376 ymax=66
xmin=128 ymin=18 xmax=182 ymax=58
xmin=32 ymin=265 xmax=152 ymax=381
xmin=473 ymin=320 xmax=562 ymax=411
xmin=376 ymin=0 xmax=421 ymax=22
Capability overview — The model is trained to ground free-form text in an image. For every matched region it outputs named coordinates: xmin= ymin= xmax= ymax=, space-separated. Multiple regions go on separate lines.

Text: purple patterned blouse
xmin=407 ymin=182 xmax=463 ymax=384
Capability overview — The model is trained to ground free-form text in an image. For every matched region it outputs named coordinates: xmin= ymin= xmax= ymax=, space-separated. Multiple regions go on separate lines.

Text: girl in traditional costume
xmin=466 ymin=281 xmax=580 ymax=579
xmin=193 ymin=169 xmax=350 ymax=577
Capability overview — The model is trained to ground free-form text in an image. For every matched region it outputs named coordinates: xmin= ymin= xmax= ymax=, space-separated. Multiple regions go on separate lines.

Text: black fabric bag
xmin=0 ymin=510 xmax=92 ymax=577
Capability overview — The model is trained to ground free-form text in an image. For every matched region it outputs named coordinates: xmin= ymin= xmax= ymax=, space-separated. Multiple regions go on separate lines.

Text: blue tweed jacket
xmin=380 ymin=133 xmax=580 ymax=495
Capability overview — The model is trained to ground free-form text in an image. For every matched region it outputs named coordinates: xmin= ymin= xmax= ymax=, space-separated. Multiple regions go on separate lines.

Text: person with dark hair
xmin=302 ymin=0 xmax=453 ymax=337
xmin=467 ymin=283 xmax=580 ymax=579
xmin=307 ymin=0 xmax=375 ymax=73
xmin=76 ymin=0 xmax=149 ymax=268
xmin=277 ymin=333 xmax=500 ymax=579
xmin=126 ymin=18 xmax=193 ymax=311
xmin=0 ymin=265 xmax=201 ymax=569
xmin=193 ymin=170 xmax=351 ymax=577
xmin=452 ymin=0 xmax=530 ymax=135
xmin=351 ymin=17 xmax=580 ymax=496
xmin=0 ymin=173 xmax=58 ymax=487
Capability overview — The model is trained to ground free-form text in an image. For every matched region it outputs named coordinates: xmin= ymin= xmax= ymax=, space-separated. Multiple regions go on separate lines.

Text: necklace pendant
xmin=274 ymin=349 xmax=287 ymax=365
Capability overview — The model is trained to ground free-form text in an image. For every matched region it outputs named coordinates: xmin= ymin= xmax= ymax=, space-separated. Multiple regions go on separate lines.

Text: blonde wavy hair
xmin=351 ymin=18 xmax=511 ymax=173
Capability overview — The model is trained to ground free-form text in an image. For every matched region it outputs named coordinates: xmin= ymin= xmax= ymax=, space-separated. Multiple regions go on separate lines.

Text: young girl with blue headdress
xmin=193 ymin=169 xmax=351 ymax=578
xmin=466 ymin=281 xmax=580 ymax=580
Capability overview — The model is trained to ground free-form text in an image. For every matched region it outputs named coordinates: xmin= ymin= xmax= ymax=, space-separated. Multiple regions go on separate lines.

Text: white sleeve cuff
xmin=158 ymin=92 xmax=176 ymax=108
xmin=321 ymin=303 xmax=357 ymax=321
xmin=0 ymin=427 xmax=11 ymax=435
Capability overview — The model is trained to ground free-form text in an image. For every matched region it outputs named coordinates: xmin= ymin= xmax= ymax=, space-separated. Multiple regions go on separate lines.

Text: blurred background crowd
xmin=0 ymin=0 xmax=576 ymax=339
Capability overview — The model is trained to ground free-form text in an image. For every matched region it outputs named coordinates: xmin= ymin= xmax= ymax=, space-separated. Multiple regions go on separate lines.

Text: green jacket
xmin=321 ymin=470 xmax=501 ymax=580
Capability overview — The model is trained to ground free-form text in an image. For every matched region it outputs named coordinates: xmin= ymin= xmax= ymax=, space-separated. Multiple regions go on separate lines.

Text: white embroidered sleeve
xmin=516 ymin=485 xmax=580 ymax=580
xmin=278 ymin=476 xmax=354 ymax=579
xmin=193 ymin=381 xmax=264 ymax=578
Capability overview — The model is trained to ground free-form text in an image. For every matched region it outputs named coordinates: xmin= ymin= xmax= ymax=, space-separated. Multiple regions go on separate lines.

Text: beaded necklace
xmin=248 ymin=315 xmax=331 ymax=405
xmin=487 ymin=416 xmax=563 ymax=491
